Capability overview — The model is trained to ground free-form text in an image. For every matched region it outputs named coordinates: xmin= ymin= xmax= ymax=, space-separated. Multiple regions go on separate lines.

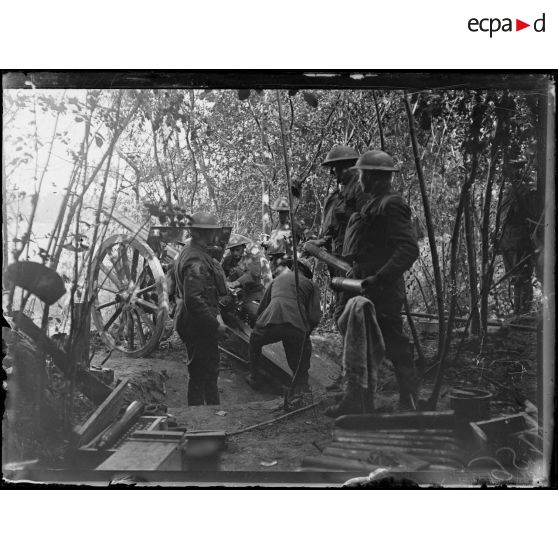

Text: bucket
xmin=448 ymin=387 xmax=493 ymax=425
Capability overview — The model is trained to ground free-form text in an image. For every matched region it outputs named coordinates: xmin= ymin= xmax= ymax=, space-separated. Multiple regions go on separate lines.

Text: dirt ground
xmin=88 ymin=319 xmax=537 ymax=473
xmin=90 ymin=331 xmax=340 ymax=471
xmin=4 ymin=316 xmax=537 ymax=473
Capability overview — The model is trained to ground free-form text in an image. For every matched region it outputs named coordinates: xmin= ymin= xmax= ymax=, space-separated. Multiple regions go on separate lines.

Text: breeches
xmin=249 ymin=323 xmax=311 ymax=383
xmin=180 ymin=329 xmax=220 ymax=406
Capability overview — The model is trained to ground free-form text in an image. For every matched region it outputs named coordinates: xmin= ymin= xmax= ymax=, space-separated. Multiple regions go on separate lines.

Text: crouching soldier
xmin=227 ymin=255 xmax=265 ymax=327
xmin=174 ymin=211 xmax=228 ymax=406
xmin=222 ymin=238 xmax=247 ymax=279
xmin=248 ymin=258 xmax=321 ymax=394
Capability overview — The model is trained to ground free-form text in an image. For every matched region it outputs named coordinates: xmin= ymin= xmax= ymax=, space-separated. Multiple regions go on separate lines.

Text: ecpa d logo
xmin=468 ymin=13 xmax=546 ymax=37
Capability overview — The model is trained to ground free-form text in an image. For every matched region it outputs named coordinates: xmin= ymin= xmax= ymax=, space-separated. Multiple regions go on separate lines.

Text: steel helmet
xmin=187 ymin=211 xmax=222 ymax=229
xmin=227 ymin=233 xmax=247 ymax=249
xmin=271 ymin=197 xmax=291 ymax=211
xmin=350 ymin=150 xmax=399 ymax=172
xmin=321 ymin=145 xmax=359 ymax=166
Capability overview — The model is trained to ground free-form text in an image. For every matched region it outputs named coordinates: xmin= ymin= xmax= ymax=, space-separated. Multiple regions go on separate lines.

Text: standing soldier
xmin=315 ymin=145 xmax=363 ymax=256
xmin=498 ymin=174 xmax=541 ymax=315
xmin=247 ymin=258 xmax=321 ymax=394
xmin=262 ymin=196 xmax=305 ymax=273
xmin=329 ymin=150 xmax=420 ymax=415
xmin=174 ymin=212 xmax=228 ymax=406
xmin=307 ymin=145 xmax=368 ymax=321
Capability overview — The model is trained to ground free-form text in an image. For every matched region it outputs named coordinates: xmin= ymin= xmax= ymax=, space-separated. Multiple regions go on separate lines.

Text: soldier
xmin=222 ymin=238 xmax=247 ymax=279
xmin=327 ymin=150 xmax=420 ymax=416
xmin=247 ymin=258 xmax=321 ymax=394
xmin=227 ymin=254 xmax=265 ymax=327
xmin=262 ymin=197 xmax=305 ymax=272
xmin=314 ymin=145 xmax=363 ymax=256
xmin=498 ymin=173 xmax=541 ymax=315
xmin=174 ymin=211 xmax=228 ymax=406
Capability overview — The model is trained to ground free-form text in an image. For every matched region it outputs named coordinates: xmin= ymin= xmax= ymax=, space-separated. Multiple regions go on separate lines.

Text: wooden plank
xmin=96 ymin=440 xmax=183 ymax=471
xmin=334 ymin=410 xmax=456 ymax=431
xmin=323 ymin=447 xmax=430 ymax=470
xmin=329 ymin=441 xmax=463 ymax=463
xmin=73 ymin=379 xmax=129 ymax=446
xmin=79 ymin=370 xmax=113 ymax=406
xmin=130 ymin=431 xmax=186 ymax=442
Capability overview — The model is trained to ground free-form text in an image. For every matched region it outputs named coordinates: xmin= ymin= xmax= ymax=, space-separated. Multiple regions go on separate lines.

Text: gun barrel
xmin=303 ymin=242 xmax=352 ymax=275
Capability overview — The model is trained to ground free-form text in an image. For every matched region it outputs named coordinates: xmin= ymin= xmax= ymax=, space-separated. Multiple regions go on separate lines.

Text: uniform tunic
xmin=321 ymin=171 xmax=369 ymax=257
xmin=266 ymin=219 xmax=305 ymax=257
xmin=341 ymin=191 xmax=419 ymax=398
xmin=174 ymin=240 xmax=228 ymax=405
xmin=249 ymin=269 xmax=321 ymax=386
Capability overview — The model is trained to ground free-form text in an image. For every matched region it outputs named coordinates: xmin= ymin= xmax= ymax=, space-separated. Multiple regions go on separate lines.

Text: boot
xmin=247 ymin=350 xmax=267 ymax=391
xmin=393 ymin=357 xmax=419 ymax=412
xmin=187 ymin=381 xmax=204 ymax=406
xmin=204 ymin=382 xmax=220 ymax=406
xmin=246 ymin=373 xmax=267 ymax=391
xmin=325 ymin=381 xmax=368 ymax=418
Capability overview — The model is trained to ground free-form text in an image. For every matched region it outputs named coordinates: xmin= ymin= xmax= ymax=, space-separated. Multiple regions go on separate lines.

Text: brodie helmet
xmin=350 ymin=150 xmax=399 ymax=172
xmin=321 ymin=145 xmax=359 ymax=166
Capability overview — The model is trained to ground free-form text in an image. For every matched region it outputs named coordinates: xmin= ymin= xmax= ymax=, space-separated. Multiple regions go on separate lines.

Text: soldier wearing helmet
xmin=222 ymin=236 xmax=247 ymax=279
xmin=223 ymin=236 xmax=265 ymax=327
xmin=315 ymin=145 xmax=369 ymax=256
xmin=262 ymin=196 xmax=305 ymax=273
xmin=326 ymin=150 xmax=420 ymax=417
xmin=174 ymin=211 xmax=229 ymax=406
xmin=248 ymin=257 xmax=321 ymax=394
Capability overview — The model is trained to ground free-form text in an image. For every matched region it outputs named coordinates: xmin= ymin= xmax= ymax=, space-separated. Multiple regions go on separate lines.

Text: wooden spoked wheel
xmin=90 ymin=234 xmax=169 ymax=358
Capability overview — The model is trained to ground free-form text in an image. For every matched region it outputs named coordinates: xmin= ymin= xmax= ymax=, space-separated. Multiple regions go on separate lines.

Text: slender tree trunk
xmin=404 ymin=91 xmax=446 ymax=356
xmin=152 ymin=121 xmax=172 ymax=207
xmin=2 ymin=142 xmax=9 ymax=276
xmin=51 ymin=93 xmax=141 ymax=269
xmin=429 ymin=94 xmax=484 ymax=408
xmin=463 ymin=188 xmax=481 ymax=334
xmin=479 ymin=143 xmax=504 ymax=333
xmin=429 ymin=153 xmax=480 ymax=407
xmin=372 ymin=91 xmax=385 ymax=151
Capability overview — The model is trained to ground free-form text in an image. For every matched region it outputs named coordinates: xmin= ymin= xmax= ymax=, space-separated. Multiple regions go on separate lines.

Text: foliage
xmin=3 ymin=87 xmax=544 ymax=330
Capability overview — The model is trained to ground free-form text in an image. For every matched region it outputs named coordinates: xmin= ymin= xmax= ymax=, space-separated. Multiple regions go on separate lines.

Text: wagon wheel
xmin=90 ymin=234 xmax=169 ymax=358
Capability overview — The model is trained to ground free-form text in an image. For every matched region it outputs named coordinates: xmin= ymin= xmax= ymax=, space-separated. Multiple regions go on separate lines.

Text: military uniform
xmin=249 ymin=266 xmax=321 ymax=390
xmin=228 ymin=258 xmax=265 ymax=326
xmin=222 ymin=252 xmax=243 ymax=279
xmin=319 ymin=171 xmax=370 ymax=317
xmin=342 ymin=191 xmax=419 ymax=402
xmin=321 ymin=171 xmax=368 ymax=257
xmin=174 ymin=240 xmax=228 ymax=405
xmin=266 ymin=220 xmax=304 ymax=259
xmin=499 ymin=180 xmax=540 ymax=314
